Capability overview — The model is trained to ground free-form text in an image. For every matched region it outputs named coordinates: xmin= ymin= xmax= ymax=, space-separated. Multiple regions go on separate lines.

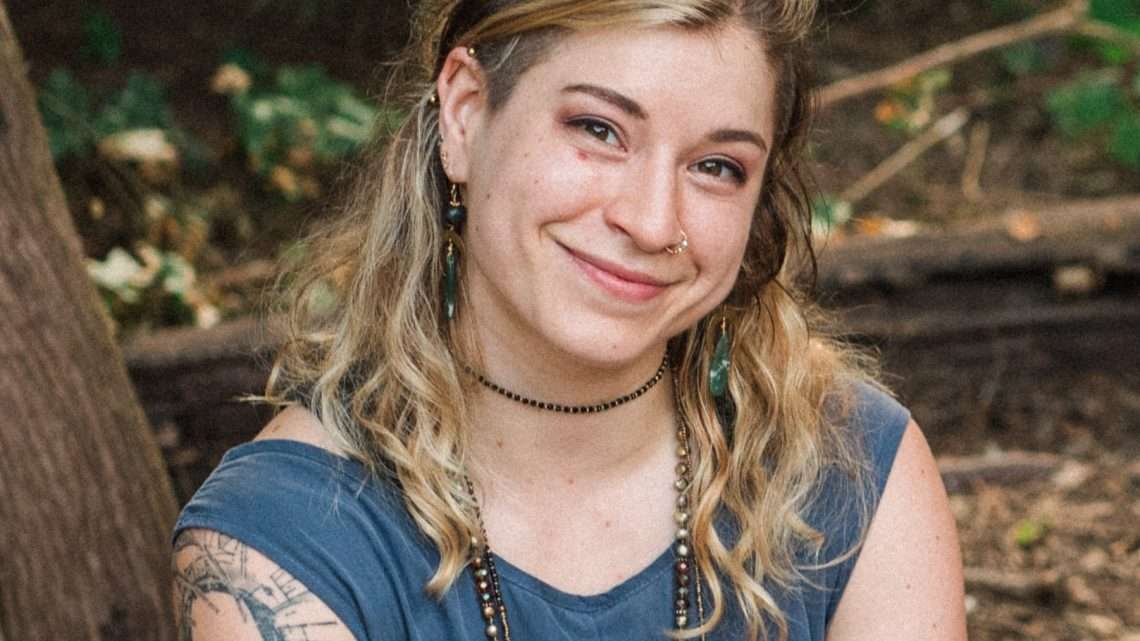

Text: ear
xmin=436 ymin=46 xmax=486 ymax=184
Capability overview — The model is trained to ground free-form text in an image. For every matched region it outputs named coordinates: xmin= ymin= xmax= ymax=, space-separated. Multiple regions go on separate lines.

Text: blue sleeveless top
xmin=174 ymin=384 xmax=908 ymax=641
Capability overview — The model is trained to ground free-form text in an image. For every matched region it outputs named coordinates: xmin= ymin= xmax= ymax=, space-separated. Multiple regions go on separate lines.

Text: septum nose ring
xmin=665 ymin=230 xmax=689 ymax=256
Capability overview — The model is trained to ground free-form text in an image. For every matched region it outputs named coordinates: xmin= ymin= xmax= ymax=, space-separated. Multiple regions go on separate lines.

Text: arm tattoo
xmin=172 ymin=530 xmax=341 ymax=641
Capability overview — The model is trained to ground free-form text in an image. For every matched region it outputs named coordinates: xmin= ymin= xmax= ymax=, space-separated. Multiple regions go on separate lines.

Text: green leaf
xmin=1089 ymin=0 xmax=1140 ymax=30
xmin=37 ymin=69 xmax=94 ymax=160
xmin=1000 ymin=41 xmax=1045 ymax=76
xmin=1046 ymin=72 xmax=1127 ymax=137
xmin=93 ymin=72 xmax=175 ymax=138
xmin=1109 ymin=110 xmax=1140 ymax=166
xmin=82 ymin=9 xmax=123 ymax=65
xmin=1012 ymin=519 xmax=1047 ymax=548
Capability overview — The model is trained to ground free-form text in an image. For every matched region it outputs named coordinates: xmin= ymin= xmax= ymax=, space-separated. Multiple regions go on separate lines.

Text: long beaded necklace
xmin=461 ymin=367 xmax=706 ymax=639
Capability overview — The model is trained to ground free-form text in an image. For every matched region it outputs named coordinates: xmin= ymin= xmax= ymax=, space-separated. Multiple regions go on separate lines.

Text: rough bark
xmin=0 ymin=4 xmax=177 ymax=640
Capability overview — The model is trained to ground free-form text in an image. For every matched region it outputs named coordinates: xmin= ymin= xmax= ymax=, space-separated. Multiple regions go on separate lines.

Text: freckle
xmin=567 ymin=478 xmax=575 ymax=485
xmin=495 ymin=439 xmax=503 ymax=448
xmin=603 ymin=520 xmax=611 ymax=528
xmin=905 ymin=582 xmax=911 ymax=590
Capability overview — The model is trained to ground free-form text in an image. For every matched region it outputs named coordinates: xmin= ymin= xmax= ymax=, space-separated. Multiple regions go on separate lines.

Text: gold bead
xmin=482 ymin=605 xmax=496 ymax=619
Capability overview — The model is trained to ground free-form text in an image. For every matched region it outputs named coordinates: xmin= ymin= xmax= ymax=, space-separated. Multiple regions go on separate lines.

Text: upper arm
xmin=172 ymin=528 xmax=359 ymax=641
xmin=826 ymin=420 xmax=967 ymax=641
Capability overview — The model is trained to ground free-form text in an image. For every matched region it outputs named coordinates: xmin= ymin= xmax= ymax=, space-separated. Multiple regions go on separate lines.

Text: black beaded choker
xmin=465 ymin=355 xmax=669 ymax=414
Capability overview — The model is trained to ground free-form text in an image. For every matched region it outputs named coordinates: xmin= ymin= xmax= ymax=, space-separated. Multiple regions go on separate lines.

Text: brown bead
xmin=482 ymin=605 xmax=496 ymax=619
xmin=675 ymin=560 xmax=689 ymax=574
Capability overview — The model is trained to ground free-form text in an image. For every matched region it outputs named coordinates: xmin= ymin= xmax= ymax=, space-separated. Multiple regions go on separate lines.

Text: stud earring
xmin=708 ymin=315 xmax=731 ymax=398
xmin=443 ymin=183 xmax=466 ymax=320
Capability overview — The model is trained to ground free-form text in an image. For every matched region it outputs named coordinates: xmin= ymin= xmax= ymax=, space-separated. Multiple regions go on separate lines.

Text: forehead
xmin=507 ymin=22 xmax=776 ymax=138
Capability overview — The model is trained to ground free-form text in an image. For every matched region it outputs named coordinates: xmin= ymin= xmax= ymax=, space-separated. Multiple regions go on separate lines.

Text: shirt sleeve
xmin=173 ymin=440 xmax=411 ymax=641
xmin=810 ymin=382 xmax=911 ymax=626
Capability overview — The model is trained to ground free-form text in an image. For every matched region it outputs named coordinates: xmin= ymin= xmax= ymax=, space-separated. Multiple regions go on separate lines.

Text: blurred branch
xmin=840 ymin=107 xmax=971 ymax=204
xmin=819 ymin=0 xmax=1088 ymax=108
xmin=1075 ymin=19 xmax=1140 ymax=54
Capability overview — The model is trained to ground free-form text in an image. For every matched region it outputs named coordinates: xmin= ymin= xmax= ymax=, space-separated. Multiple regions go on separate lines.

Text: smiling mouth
xmin=561 ymin=245 xmax=669 ymax=303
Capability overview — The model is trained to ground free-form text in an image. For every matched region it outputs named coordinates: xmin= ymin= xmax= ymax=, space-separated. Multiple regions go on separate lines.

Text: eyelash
xmin=570 ymin=117 xmax=622 ymax=147
xmin=567 ymin=117 xmax=747 ymax=185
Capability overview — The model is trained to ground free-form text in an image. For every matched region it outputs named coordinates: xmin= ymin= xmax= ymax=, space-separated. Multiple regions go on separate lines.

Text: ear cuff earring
xmin=666 ymin=231 xmax=689 ymax=256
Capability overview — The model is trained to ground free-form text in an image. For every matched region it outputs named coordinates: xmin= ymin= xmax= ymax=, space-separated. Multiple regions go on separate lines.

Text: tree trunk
xmin=0 ymin=3 xmax=177 ymax=640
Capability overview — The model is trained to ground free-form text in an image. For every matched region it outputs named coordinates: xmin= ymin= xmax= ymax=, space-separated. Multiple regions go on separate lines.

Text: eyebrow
xmin=561 ymin=82 xmax=769 ymax=152
xmin=708 ymin=128 xmax=768 ymax=152
xmin=562 ymin=83 xmax=647 ymax=120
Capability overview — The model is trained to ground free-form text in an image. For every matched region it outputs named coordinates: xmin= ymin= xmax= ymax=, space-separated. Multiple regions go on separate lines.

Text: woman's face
xmin=439 ymin=22 xmax=777 ymax=370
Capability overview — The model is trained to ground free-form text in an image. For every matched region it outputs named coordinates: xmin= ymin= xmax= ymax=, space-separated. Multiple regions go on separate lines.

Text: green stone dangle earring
xmin=709 ymin=315 xmax=732 ymax=398
xmin=443 ymin=182 xmax=466 ymax=320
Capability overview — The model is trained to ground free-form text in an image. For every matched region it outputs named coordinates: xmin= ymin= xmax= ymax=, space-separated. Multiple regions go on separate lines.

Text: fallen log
xmin=124 ymin=197 xmax=1140 ymax=502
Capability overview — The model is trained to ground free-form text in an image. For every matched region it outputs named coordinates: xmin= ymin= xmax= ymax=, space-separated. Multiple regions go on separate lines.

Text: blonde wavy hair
xmin=265 ymin=1 xmax=882 ymax=639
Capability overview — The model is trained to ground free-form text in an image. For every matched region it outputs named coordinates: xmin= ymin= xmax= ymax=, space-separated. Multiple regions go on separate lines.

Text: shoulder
xmin=254 ymin=404 xmax=350 ymax=457
xmin=825 ymin=419 xmax=967 ymax=641
xmin=172 ymin=527 xmax=358 ymax=641
xmin=173 ymin=407 xmax=416 ymax=641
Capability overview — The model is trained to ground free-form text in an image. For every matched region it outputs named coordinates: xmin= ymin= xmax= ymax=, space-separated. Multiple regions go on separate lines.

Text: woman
xmin=172 ymin=1 xmax=966 ymax=640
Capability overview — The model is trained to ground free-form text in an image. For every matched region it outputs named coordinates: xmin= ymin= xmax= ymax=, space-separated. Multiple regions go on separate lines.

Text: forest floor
xmin=10 ymin=1 xmax=1140 ymax=639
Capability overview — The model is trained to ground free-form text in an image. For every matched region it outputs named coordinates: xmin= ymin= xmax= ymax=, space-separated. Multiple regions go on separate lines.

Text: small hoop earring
xmin=665 ymin=231 xmax=688 ymax=256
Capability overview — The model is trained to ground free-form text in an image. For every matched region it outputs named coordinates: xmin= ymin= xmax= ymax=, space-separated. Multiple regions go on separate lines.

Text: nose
xmin=603 ymin=152 xmax=684 ymax=254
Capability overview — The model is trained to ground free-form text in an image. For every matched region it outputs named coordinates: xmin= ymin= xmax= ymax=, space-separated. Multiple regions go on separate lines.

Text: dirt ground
xmin=10 ymin=1 xmax=1139 ymax=638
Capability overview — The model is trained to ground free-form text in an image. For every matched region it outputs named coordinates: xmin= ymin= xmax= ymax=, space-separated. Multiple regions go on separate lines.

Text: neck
xmin=466 ymin=369 xmax=677 ymax=488
xmin=459 ymin=330 xmax=676 ymax=496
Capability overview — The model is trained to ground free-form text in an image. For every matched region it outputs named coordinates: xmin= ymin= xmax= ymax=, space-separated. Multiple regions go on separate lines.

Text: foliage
xmin=82 ymin=9 xmax=122 ymax=65
xmin=36 ymin=68 xmax=190 ymax=165
xmin=87 ymin=244 xmax=218 ymax=331
xmin=811 ymin=195 xmax=852 ymax=237
xmin=1011 ymin=518 xmax=1048 ymax=548
xmin=874 ymin=69 xmax=953 ymax=133
xmin=1042 ymin=0 xmax=1140 ymax=167
xmin=216 ymin=59 xmax=402 ymax=200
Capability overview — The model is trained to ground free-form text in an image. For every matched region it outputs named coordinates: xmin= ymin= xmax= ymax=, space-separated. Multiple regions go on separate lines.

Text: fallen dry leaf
xmin=1004 ymin=209 xmax=1042 ymax=242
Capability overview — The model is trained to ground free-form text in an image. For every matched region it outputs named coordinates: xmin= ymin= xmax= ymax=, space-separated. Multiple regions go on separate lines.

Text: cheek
xmin=696 ymin=216 xmax=752 ymax=279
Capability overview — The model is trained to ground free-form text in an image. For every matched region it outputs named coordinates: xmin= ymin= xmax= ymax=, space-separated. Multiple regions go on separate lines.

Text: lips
xmin=562 ymin=245 xmax=669 ymax=303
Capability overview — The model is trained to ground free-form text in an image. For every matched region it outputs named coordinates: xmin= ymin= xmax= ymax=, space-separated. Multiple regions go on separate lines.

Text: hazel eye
xmin=572 ymin=118 xmax=621 ymax=147
xmin=694 ymin=158 xmax=746 ymax=184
